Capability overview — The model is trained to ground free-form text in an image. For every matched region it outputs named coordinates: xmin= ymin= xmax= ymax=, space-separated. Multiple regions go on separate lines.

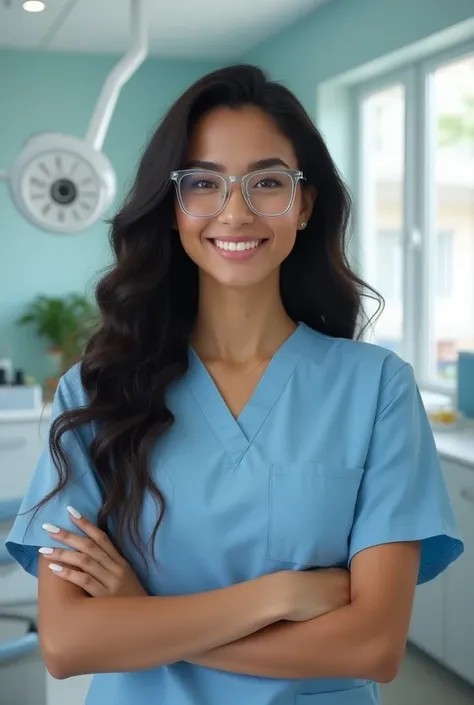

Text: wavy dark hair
xmin=32 ymin=64 xmax=383 ymax=570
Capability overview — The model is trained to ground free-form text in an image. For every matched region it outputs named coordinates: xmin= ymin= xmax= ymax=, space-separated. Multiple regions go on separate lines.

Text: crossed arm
xmin=38 ymin=509 xmax=420 ymax=682
xmin=186 ymin=542 xmax=420 ymax=681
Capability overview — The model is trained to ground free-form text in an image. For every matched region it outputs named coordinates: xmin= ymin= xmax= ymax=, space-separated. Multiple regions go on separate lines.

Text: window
xmin=358 ymin=85 xmax=405 ymax=356
xmin=436 ymin=230 xmax=453 ymax=299
xmin=355 ymin=45 xmax=474 ymax=392
xmin=377 ymin=230 xmax=403 ymax=301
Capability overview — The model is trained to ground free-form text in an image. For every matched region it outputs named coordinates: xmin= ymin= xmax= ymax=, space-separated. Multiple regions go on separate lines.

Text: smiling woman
xmin=173 ymin=105 xmax=313 ymax=288
xmin=5 ymin=64 xmax=463 ymax=705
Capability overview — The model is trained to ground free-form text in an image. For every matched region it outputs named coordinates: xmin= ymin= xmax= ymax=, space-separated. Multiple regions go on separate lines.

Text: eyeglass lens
xmin=178 ymin=170 xmax=295 ymax=216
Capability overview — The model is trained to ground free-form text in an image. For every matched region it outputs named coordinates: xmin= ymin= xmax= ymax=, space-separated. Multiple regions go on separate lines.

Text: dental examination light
xmin=0 ymin=0 xmax=148 ymax=233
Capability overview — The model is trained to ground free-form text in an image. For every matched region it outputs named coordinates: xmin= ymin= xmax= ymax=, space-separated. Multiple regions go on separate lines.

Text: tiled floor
xmin=381 ymin=645 xmax=474 ymax=705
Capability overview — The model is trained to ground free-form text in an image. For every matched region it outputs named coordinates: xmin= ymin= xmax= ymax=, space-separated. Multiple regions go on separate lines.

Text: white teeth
xmin=214 ymin=240 xmax=262 ymax=251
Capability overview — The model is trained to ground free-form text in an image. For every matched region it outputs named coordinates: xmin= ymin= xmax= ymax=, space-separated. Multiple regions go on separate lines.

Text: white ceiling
xmin=0 ymin=0 xmax=329 ymax=60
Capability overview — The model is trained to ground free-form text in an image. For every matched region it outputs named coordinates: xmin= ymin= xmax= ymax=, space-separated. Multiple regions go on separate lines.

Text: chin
xmin=205 ymin=265 xmax=272 ymax=290
xmin=213 ymin=273 xmax=268 ymax=289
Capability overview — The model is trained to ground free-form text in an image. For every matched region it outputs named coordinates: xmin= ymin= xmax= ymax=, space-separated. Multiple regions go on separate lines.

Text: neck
xmin=192 ymin=271 xmax=296 ymax=363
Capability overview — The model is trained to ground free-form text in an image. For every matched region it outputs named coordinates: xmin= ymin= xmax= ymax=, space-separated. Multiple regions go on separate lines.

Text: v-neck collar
xmin=186 ymin=323 xmax=314 ymax=466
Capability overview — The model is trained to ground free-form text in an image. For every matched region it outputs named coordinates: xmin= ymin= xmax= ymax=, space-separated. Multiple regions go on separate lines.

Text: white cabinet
xmin=408 ymin=456 xmax=474 ymax=686
xmin=409 ymin=571 xmax=445 ymax=662
xmin=0 ymin=412 xmax=51 ymax=604
xmin=443 ymin=459 xmax=474 ymax=685
xmin=0 ymin=418 xmax=50 ymax=501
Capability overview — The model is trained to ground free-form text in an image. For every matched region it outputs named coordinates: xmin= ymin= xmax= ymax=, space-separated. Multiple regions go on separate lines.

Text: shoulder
xmin=50 ymin=364 xmax=97 ymax=448
xmin=300 ymin=324 xmax=415 ymax=402
xmin=301 ymin=323 xmax=408 ymax=376
xmin=54 ymin=362 xmax=89 ymax=410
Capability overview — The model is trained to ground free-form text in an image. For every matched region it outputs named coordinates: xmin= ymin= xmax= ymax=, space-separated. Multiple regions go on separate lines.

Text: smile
xmin=208 ymin=238 xmax=269 ymax=261
xmin=212 ymin=239 xmax=265 ymax=251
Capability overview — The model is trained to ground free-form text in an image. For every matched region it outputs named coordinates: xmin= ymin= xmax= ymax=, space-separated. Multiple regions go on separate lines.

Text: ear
xmin=299 ymin=185 xmax=317 ymax=230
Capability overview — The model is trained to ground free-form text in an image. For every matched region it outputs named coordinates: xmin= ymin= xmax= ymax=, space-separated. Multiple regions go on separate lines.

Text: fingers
xmin=46 ymin=563 xmax=108 ymax=597
xmin=42 ymin=508 xmax=123 ymax=577
xmin=66 ymin=507 xmax=125 ymax=565
xmin=39 ymin=546 xmax=111 ymax=588
xmin=42 ymin=520 xmax=114 ymax=573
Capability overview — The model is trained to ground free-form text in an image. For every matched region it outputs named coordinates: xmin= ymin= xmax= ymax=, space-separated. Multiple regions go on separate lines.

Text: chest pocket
xmin=268 ymin=462 xmax=364 ymax=567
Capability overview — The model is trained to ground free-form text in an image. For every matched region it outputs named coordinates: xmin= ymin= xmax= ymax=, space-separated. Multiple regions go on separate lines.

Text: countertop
xmin=433 ymin=425 xmax=474 ymax=468
xmin=0 ymin=404 xmax=473 ymax=468
xmin=0 ymin=403 xmax=52 ymax=423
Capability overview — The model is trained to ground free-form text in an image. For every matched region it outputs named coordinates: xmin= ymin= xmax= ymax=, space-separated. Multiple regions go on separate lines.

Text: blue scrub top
xmin=6 ymin=323 xmax=463 ymax=705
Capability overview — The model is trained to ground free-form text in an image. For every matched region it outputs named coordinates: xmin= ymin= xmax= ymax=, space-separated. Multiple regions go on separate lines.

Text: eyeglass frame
xmin=170 ymin=168 xmax=305 ymax=218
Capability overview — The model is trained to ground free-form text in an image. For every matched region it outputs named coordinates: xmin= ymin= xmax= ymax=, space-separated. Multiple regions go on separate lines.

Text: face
xmin=174 ymin=106 xmax=314 ymax=289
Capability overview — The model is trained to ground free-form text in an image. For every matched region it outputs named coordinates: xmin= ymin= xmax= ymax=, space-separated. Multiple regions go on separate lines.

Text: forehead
xmin=186 ymin=106 xmax=298 ymax=172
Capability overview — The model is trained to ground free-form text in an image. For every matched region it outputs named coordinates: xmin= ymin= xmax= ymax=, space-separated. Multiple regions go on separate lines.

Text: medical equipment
xmin=0 ymin=0 xmax=148 ymax=234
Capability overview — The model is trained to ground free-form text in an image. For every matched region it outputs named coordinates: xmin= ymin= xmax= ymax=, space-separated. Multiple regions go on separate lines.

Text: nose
xmin=217 ymin=182 xmax=254 ymax=227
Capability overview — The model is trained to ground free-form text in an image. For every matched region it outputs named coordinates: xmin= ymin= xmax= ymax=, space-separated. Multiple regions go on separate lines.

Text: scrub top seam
xmin=184 ymin=382 xmax=246 ymax=466
xmin=374 ymin=362 xmax=410 ymax=421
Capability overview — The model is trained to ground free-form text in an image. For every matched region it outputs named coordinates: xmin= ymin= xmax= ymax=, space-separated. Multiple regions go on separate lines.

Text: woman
xmin=6 ymin=64 xmax=463 ymax=705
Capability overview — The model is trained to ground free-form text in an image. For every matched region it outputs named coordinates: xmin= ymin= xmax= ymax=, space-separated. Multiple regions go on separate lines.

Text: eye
xmin=190 ymin=179 xmax=219 ymax=190
xmin=255 ymin=177 xmax=281 ymax=188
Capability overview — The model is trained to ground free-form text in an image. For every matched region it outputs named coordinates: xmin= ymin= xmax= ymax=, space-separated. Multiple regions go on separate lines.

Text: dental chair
xmin=0 ymin=497 xmax=46 ymax=705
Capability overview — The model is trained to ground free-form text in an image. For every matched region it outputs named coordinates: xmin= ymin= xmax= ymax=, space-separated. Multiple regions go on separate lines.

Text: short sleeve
xmin=348 ymin=361 xmax=464 ymax=584
xmin=5 ymin=365 xmax=103 ymax=578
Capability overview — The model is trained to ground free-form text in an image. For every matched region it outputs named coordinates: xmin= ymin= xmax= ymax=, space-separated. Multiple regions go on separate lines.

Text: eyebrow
xmin=186 ymin=157 xmax=291 ymax=172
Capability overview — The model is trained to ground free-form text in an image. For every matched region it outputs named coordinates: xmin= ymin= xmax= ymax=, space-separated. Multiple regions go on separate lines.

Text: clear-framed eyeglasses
xmin=170 ymin=168 xmax=305 ymax=218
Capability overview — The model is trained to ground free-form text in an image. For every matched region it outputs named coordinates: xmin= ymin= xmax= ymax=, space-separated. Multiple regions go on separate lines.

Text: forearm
xmin=187 ymin=603 xmax=395 ymax=681
xmin=40 ymin=573 xmax=285 ymax=678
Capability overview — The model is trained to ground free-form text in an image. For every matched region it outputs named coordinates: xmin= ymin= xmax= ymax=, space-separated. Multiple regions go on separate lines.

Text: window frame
xmin=352 ymin=39 xmax=474 ymax=400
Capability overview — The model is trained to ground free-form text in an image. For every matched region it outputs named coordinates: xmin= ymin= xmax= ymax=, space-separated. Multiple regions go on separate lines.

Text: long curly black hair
xmin=32 ymin=64 xmax=383 ymax=569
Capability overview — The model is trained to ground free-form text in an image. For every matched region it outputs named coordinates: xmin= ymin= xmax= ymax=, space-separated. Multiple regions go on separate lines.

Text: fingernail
xmin=48 ymin=564 xmax=63 ymax=573
xmin=67 ymin=506 xmax=81 ymax=519
xmin=42 ymin=523 xmax=60 ymax=534
xmin=39 ymin=547 xmax=54 ymax=554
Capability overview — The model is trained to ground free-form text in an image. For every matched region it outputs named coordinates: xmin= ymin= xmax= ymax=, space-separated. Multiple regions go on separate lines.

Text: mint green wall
xmin=0 ymin=51 xmax=218 ymax=384
xmin=245 ymin=0 xmax=474 ymax=116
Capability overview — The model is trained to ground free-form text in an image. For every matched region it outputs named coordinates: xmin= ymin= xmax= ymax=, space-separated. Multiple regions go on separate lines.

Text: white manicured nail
xmin=42 ymin=523 xmax=60 ymax=534
xmin=48 ymin=564 xmax=63 ymax=573
xmin=67 ymin=506 xmax=81 ymax=519
xmin=39 ymin=547 xmax=54 ymax=554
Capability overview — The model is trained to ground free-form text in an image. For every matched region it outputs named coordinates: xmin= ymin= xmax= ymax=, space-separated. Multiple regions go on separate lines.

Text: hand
xmin=41 ymin=506 xmax=147 ymax=598
xmin=278 ymin=568 xmax=350 ymax=622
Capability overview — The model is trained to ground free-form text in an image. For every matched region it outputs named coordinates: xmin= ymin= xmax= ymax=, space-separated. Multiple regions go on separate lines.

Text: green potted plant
xmin=18 ymin=294 xmax=98 ymax=386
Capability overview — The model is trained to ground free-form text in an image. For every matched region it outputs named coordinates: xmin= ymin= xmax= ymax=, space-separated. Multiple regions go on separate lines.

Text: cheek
xmin=270 ymin=215 xmax=299 ymax=255
xmin=176 ymin=212 xmax=207 ymax=258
